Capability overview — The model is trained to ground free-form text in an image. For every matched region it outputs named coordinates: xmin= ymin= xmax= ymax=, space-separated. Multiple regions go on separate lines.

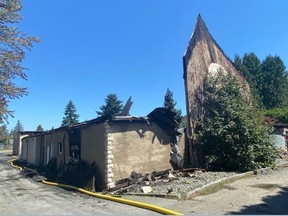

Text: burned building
xmin=13 ymin=131 xmax=44 ymax=157
xmin=18 ymin=108 xmax=184 ymax=191
xmin=183 ymin=15 xmax=250 ymax=167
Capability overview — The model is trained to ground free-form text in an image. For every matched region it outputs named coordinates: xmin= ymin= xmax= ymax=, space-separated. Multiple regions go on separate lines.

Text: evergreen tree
xmin=61 ymin=100 xmax=80 ymax=127
xmin=235 ymin=53 xmax=288 ymax=109
xmin=234 ymin=53 xmax=263 ymax=106
xmin=0 ymin=0 xmax=39 ymax=122
xmin=13 ymin=120 xmax=24 ymax=133
xmin=199 ymin=69 xmax=277 ymax=172
xmin=36 ymin=124 xmax=44 ymax=131
xmin=163 ymin=88 xmax=182 ymax=119
xmin=97 ymin=94 xmax=123 ymax=118
xmin=261 ymin=55 xmax=288 ymax=109
xmin=0 ymin=124 xmax=8 ymax=145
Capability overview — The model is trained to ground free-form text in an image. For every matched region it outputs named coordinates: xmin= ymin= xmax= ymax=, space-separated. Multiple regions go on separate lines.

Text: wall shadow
xmin=229 ymin=186 xmax=288 ymax=215
xmin=113 ymin=122 xmax=173 ymax=145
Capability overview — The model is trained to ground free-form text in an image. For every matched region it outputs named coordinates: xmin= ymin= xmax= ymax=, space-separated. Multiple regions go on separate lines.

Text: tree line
xmin=234 ymin=53 xmax=288 ymax=123
xmin=0 ymin=1 xmax=286 ymax=171
xmin=0 ymin=88 xmax=181 ymax=147
xmin=61 ymin=89 xmax=182 ymax=127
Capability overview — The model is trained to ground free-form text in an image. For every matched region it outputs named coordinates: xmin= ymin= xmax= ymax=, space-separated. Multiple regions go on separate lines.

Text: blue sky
xmin=6 ymin=0 xmax=288 ymax=131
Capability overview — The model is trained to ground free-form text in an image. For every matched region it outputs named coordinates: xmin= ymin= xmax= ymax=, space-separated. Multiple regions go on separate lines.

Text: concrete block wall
xmin=106 ymin=121 xmax=174 ymax=186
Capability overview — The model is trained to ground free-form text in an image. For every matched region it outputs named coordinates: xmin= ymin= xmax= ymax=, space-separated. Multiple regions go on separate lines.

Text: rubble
xmin=11 ymin=155 xmax=288 ymax=200
xmin=110 ymin=157 xmax=288 ymax=199
xmin=141 ymin=186 xmax=153 ymax=194
xmin=56 ymin=159 xmax=97 ymax=188
xmin=13 ymin=160 xmax=47 ymax=182
xmin=102 ymin=168 xmax=235 ymax=199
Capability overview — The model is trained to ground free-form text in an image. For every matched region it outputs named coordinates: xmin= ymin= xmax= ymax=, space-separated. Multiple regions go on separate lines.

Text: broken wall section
xmin=183 ymin=15 xmax=251 ymax=167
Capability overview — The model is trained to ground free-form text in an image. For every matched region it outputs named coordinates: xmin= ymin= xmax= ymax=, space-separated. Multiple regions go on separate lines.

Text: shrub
xmin=198 ymin=69 xmax=277 ymax=172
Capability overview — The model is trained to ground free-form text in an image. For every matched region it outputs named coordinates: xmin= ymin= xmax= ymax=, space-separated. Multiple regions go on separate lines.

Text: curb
xmin=186 ymin=161 xmax=288 ymax=199
xmin=7 ymin=158 xmax=183 ymax=215
xmin=123 ymin=162 xmax=288 ymax=200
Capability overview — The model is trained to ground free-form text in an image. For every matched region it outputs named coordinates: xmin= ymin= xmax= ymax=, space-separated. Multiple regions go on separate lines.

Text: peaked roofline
xmin=183 ymin=14 xmax=205 ymax=57
xmin=183 ymin=14 xmax=239 ymax=79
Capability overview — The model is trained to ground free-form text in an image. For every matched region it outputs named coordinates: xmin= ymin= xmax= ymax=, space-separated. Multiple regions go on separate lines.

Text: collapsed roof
xmin=26 ymin=107 xmax=181 ymax=137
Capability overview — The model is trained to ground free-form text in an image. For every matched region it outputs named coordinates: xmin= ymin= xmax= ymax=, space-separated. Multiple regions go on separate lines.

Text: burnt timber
xmin=183 ymin=14 xmax=250 ymax=167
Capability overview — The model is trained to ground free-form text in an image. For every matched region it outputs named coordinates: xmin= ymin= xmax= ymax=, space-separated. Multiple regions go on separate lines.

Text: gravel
xmin=152 ymin=171 xmax=236 ymax=196
xmin=124 ymin=157 xmax=288 ymax=199
xmin=125 ymin=170 xmax=237 ymax=198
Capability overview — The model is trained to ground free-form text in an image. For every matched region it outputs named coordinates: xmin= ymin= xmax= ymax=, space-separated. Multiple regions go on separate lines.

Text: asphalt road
xmin=2 ymin=149 xmax=288 ymax=215
xmin=0 ymin=150 xmax=159 ymax=215
xmin=124 ymin=163 xmax=288 ymax=215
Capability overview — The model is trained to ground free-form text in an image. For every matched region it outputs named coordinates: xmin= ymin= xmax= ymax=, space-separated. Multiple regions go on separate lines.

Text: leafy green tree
xmin=36 ymin=124 xmax=44 ymax=131
xmin=61 ymin=100 xmax=80 ymax=127
xmin=0 ymin=0 xmax=39 ymax=122
xmin=261 ymin=55 xmax=288 ymax=109
xmin=199 ymin=69 xmax=277 ymax=172
xmin=163 ymin=88 xmax=182 ymax=120
xmin=97 ymin=94 xmax=123 ymax=118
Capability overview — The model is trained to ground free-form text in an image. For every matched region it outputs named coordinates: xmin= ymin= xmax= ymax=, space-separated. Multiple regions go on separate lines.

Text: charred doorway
xmin=69 ymin=129 xmax=81 ymax=160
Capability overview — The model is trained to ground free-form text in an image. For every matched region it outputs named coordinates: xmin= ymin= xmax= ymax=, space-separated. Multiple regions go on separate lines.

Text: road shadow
xmin=229 ymin=186 xmax=288 ymax=214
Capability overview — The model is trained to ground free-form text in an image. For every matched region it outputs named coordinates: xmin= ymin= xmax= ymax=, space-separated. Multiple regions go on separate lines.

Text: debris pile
xmin=45 ymin=157 xmax=57 ymax=178
xmin=102 ymin=168 xmax=221 ymax=198
xmin=56 ymin=159 xmax=96 ymax=188
xmin=12 ymin=159 xmax=47 ymax=182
